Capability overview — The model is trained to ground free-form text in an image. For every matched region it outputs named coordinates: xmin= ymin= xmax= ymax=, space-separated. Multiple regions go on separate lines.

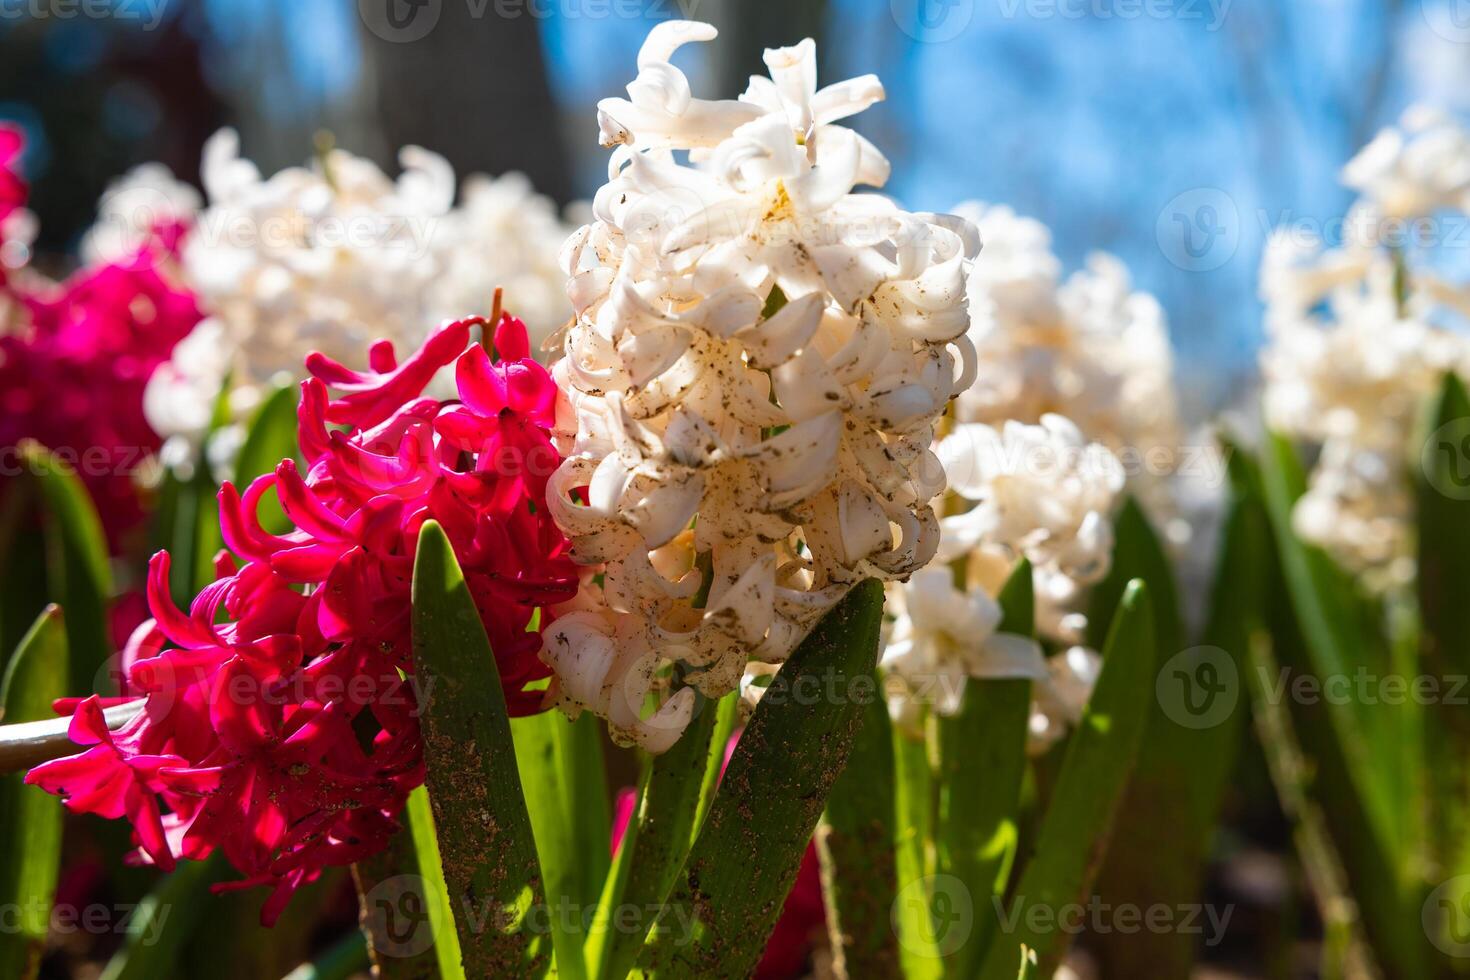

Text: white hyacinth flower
xmin=428 ymin=171 xmax=574 ymax=354
xmin=82 ymin=162 xmax=202 ymax=264
xmin=937 ymin=414 xmax=1124 ymax=642
xmin=1342 ymin=106 xmax=1470 ymax=222
xmin=1261 ymin=106 xmax=1470 ymax=589
xmin=143 ymin=130 xmax=454 ymax=450
xmin=949 ymin=202 xmax=1188 ymax=556
xmin=880 ymin=566 xmax=1045 ymax=718
xmin=143 ymin=129 xmax=572 ymax=457
xmin=541 ymin=22 xmax=974 ymax=750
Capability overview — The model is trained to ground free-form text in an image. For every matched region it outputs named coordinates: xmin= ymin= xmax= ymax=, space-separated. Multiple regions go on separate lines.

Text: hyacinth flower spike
xmin=28 ymin=309 xmax=579 ymax=920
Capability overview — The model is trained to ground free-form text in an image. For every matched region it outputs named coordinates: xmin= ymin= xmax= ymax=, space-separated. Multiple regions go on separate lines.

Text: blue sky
xmin=16 ymin=0 xmax=1470 ymax=411
xmin=538 ymin=0 xmax=1470 ymax=411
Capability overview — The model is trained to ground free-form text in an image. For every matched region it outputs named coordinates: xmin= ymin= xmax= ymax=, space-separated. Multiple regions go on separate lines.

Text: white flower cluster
xmin=141 ymin=129 xmax=572 ymax=459
xmin=880 ymin=415 xmax=1121 ymax=750
xmin=880 ymin=566 xmax=1045 ymax=716
xmin=82 ymin=162 xmax=202 ymax=265
xmin=936 ymin=415 xmax=1124 ymax=641
xmin=951 ymin=202 xmax=1183 ymax=501
xmin=947 ymin=200 xmax=1202 ymax=607
xmin=1261 ymin=107 xmax=1470 ymax=589
xmin=881 ymin=205 xmax=1166 ymax=749
xmin=540 ymin=22 xmax=974 ymax=751
xmin=429 ymin=171 xmax=576 ymax=355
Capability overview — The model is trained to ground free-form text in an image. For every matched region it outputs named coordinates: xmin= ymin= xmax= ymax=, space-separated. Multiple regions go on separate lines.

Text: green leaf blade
xmin=934 ymin=559 xmax=1034 ymax=979
xmin=233 ymin=383 xmax=300 ymax=535
xmin=817 ymin=664 xmax=901 ymax=978
xmin=980 ymin=579 xmax=1156 ymax=979
xmin=20 ymin=443 xmax=113 ymax=690
xmin=411 ymin=520 xmax=548 ymax=977
xmin=512 ymin=710 xmax=611 ymax=980
xmin=1415 ymin=372 xmax=1470 ymax=880
xmin=592 ymin=686 xmax=721 ymax=980
xmin=635 ymin=579 xmax=886 ymax=979
xmin=0 ymin=605 xmax=68 ymax=980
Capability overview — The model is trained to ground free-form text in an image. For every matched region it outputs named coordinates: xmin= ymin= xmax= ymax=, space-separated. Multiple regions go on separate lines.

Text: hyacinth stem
xmin=591 ymin=681 xmax=722 ymax=980
xmin=0 ymin=700 xmax=142 ymax=774
xmin=635 ymin=578 xmax=886 ymax=978
xmin=350 ymin=828 xmax=443 ymax=980
xmin=511 ymin=710 xmax=610 ymax=980
xmin=892 ymin=720 xmax=937 ymax=978
xmin=481 ymin=286 xmax=504 ymax=352
xmin=403 ymin=785 xmax=465 ymax=980
xmin=691 ymin=691 xmax=739 ymax=839
xmin=411 ymin=520 xmax=549 ymax=977
xmin=1244 ymin=632 xmax=1375 ymax=979
xmin=930 ymin=559 xmax=1034 ymax=979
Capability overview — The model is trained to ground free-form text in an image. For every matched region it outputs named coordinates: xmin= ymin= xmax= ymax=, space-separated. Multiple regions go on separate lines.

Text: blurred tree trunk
xmin=703 ymin=0 xmax=829 ymax=97
xmin=360 ymin=5 xmax=571 ymax=203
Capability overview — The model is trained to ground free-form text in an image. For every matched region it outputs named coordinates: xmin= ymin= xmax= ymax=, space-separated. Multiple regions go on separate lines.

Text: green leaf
xmin=411 ymin=521 xmax=549 ymax=977
xmin=1085 ymin=496 xmax=1183 ymax=652
xmin=20 ymin=442 xmax=113 ymax=691
xmin=1086 ymin=475 xmax=1262 ymax=975
xmin=404 ymin=785 xmax=465 ymax=980
xmin=1258 ymin=432 xmax=1426 ymax=975
xmin=933 ymin=559 xmax=1034 ymax=979
xmin=892 ymin=717 xmax=938 ymax=979
xmin=980 ymin=580 xmax=1156 ymax=979
xmin=512 ymin=711 xmax=611 ymax=980
xmin=817 ymin=651 xmax=902 ymax=977
xmin=0 ymin=482 xmax=49 ymax=676
xmin=351 ymin=823 xmax=446 ymax=979
xmin=591 ymin=687 xmax=721 ymax=980
xmin=178 ymin=869 xmax=337 ymax=980
xmin=635 ymin=579 xmax=886 ymax=978
xmin=154 ymin=372 xmax=233 ymax=602
xmin=1192 ymin=458 xmax=1269 ymax=800
xmin=100 ymin=857 xmax=230 ymax=980
xmin=100 ymin=852 xmax=333 ymax=980
xmin=233 ymin=383 xmax=300 ymax=534
xmin=282 ymin=931 xmax=370 ymax=980
xmin=0 ymin=606 xmax=67 ymax=980
xmin=691 ymin=691 xmax=739 ymax=839
xmin=1415 ymin=372 xmax=1470 ymax=878
xmin=1260 ymin=433 xmax=1405 ymax=837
